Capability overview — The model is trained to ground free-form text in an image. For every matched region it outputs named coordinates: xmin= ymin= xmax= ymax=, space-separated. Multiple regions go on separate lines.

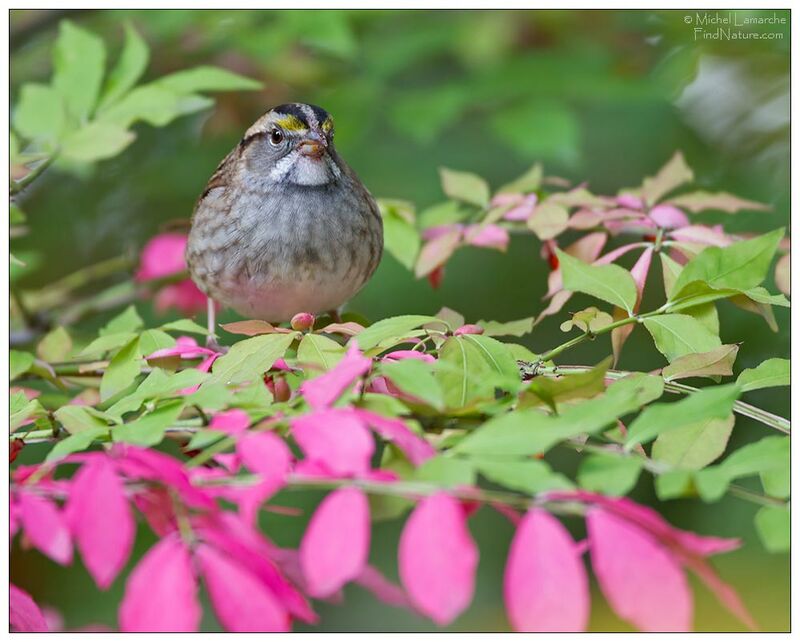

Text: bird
xmin=186 ymin=103 xmax=383 ymax=339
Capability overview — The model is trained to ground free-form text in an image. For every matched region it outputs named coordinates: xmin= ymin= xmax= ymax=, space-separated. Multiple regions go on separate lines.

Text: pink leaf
xmin=415 ymin=227 xmax=463 ymax=277
xmin=587 ymin=508 xmax=692 ymax=632
xmin=237 ymin=430 xmax=292 ymax=481
xmin=503 ymin=194 xmax=538 ymax=221
xmin=300 ymin=487 xmax=371 ymax=597
xmin=355 ymin=409 xmax=436 ymax=466
xmin=154 ymin=280 xmax=208 ymax=315
xmin=119 ymin=534 xmax=201 ymax=632
xmin=291 ymin=408 xmax=374 ymax=476
xmin=595 ymin=242 xmax=647 ymax=266
xmin=504 ymin=508 xmax=589 ymax=632
xmin=669 ymin=224 xmax=731 ymax=248
xmin=210 ymin=409 xmax=251 ymax=435
xmin=65 ymin=457 xmax=134 ymax=589
xmin=464 ymin=224 xmax=510 ymax=251
xmin=18 ymin=491 xmax=72 ymax=565
xmin=300 ymin=343 xmax=372 ymax=410
xmin=630 ymin=246 xmax=654 ymax=308
xmin=398 ymin=492 xmax=478 ymax=625
xmin=10 ymin=584 xmax=49 ymax=632
xmin=649 ymin=204 xmax=689 ymax=229
xmin=382 ymin=350 xmax=436 ymax=363
xmin=197 ymin=544 xmax=290 ymax=632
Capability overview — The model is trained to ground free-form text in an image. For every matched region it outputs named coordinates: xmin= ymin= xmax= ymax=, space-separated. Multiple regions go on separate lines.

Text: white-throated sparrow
xmin=186 ymin=103 xmax=383 ymax=329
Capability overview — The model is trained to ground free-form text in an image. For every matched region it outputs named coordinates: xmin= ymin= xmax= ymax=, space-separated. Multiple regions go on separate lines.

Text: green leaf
xmin=524 ymin=357 xmax=610 ymax=411
xmin=437 ymin=336 xmax=496 ymax=409
xmin=159 ymin=318 xmax=210 ymax=335
xmin=53 ymin=20 xmax=106 ymax=122
xmin=45 ymin=426 xmax=108 ymax=463
xmin=353 ymin=315 xmax=440 ymax=352
xmin=473 ymin=457 xmax=574 ymax=494
xmin=112 ymin=399 xmax=185 ymax=446
xmin=454 ymin=374 xmax=662 ymax=456
xmin=490 ymin=101 xmax=579 ymax=166
xmin=297 ymin=333 xmax=345 ymax=372
xmin=641 ymin=151 xmax=694 ymax=206
xmin=694 ymin=436 xmax=789 ymax=502
xmin=667 ymin=191 xmax=769 ymax=214
xmin=54 ymin=406 xmax=112 ymax=435
xmin=643 ymin=314 xmax=721 ymax=362
xmin=11 ymin=398 xmax=46 ymax=432
xmin=37 ymin=326 xmax=72 ymax=362
xmin=652 ymin=414 xmax=735 ymax=470
xmin=577 ymin=453 xmax=642 ymax=496
xmin=661 ymin=344 xmax=739 ymax=382
xmin=100 ymin=305 xmax=144 ymax=336
xmin=61 ymin=122 xmax=135 ymax=162
xmin=13 ymin=84 xmax=66 ymax=141
xmin=556 ymin=249 xmax=637 ymax=315
xmin=79 ymin=332 xmax=138 ymax=358
xmin=497 ymin=162 xmax=543 ymax=194
xmin=736 ymin=358 xmax=790 ymax=392
xmin=207 ymin=332 xmax=296 ymax=385
xmin=10 ymin=350 xmax=35 ymax=381
xmin=154 ymin=65 xmax=262 ymax=93
xmin=380 ymin=201 xmax=420 ymax=270
xmin=461 ymin=335 xmax=521 ymax=390
xmin=559 ymin=307 xmax=614 ymax=334
xmin=654 ymin=470 xmax=693 ymax=500
xmin=670 ymin=229 xmax=784 ymax=303
xmin=439 ymin=167 xmax=490 ymax=208
xmin=381 ymin=358 xmax=444 ymax=410
xmin=100 ymin=337 xmax=141 ymax=401
xmin=138 ymin=329 xmax=176 ymax=357
xmin=107 ymin=368 xmax=209 ymax=417
xmin=754 ymin=505 xmax=789 ymax=553
xmin=98 ymin=22 xmax=149 ymax=110
xmin=476 ymin=317 xmax=534 ymax=337
xmin=660 ymin=252 xmax=683 ymax=298
xmin=527 ymin=201 xmax=568 ymax=240
xmin=414 ymin=456 xmax=475 ymax=487
xmin=624 ymin=383 xmax=739 ymax=448
xmin=98 ymin=85 xmax=212 ymax=129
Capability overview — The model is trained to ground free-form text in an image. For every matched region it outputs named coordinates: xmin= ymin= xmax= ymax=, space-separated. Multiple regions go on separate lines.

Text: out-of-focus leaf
xmin=439 ymin=168 xmax=490 ymax=208
xmin=477 ymin=318 xmax=534 ymax=337
xmin=475 ymin=457 xmax=573 ymax=494
xmin=577 ymin=453 xmax=642 ymax=496
xmin=667 ymin=191 xmax=769 ymax=214
xmin=380 ymin=201 xmax=420 ymax=270
xmin=652 ymin=414 xmax=735 ymax=470
xmin=100 ymin=305 xmax=144 ymax=336
xmin=498 ymin=163 xmax=543 ymax=194
xmin=490 ymin=101 xmax=579 ymax=166
xmin=556 ymin=249 xmax=637 ymax=315
xmin=54 ymin=406 xmax=112 ymax=435
xmin=53 ymin=20 xmax=106 ymax=122
xmin=694 ymin=436 xmax=789 ymax=502
xmin=154 ymin=66 xmax=262 ymax=93
xmin=527 ymin=202 xmax=568 ymax=240
xmin=774 ymin=253 xmax=790 ymax=296
xmin=643 ymin=314 xmax=721 ymax=362
xmin=100 ymin=337 xmax=142 ymax=402
xmin=10 ymin=350 xmax=35 ymax=381
xmin=754 ymin=506 xmax=789 ymax=553
xmin=414 ymin=228 xmax=461 ymax=278
xmin=661 ymin=344 xmax=739 ymax=382
xmin=37 ymin=326 xmax=72 ymax=362
xmin=389 ymin=85 xmax=467 ymax=144
xmin=640 ymin=151 xmax=694 ymax=206
xmin=98 ymin=22 xmax=150 ymax=110
xmin=736 ymin=358 xmax=790 ymax=392
xmin=13 ymin=84 xmax=66 ymax=141
xmin=624 ymin=383 xmax=739 ymax=448
xmin=297 ymin=333 xmax=345 ymax=371
xmin=61 ymin=122 xmax=135 ymax=162
xmin=207 ymin=333 xmax=296 ymax=386
xmin=418 ymin=201 xmax=468 ymax=229
xmin=413 ymin=456 xmax=475 ymax=487
xmin=98 ymin=85 xmax=212 ymax=129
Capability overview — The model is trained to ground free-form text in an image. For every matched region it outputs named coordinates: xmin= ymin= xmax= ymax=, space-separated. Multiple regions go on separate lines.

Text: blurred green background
xmin=10 ymin=9 xmax=789 ymax=632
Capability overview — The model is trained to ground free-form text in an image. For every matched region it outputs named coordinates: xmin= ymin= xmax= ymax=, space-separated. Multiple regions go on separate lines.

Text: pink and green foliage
xmin=9 ymin=20 xmax=790 ymax=633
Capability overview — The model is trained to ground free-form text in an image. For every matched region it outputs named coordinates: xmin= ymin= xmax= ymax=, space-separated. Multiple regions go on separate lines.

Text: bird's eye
xmin=269 ymin=128 xmax=284 ymax=146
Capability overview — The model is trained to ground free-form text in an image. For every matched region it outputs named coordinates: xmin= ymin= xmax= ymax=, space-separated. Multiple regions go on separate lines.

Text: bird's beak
xmin=298 ymin=138 xmax=326 ymax=159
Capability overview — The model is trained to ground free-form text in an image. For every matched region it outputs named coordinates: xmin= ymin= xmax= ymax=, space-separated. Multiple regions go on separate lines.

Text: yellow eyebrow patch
xmin=274 ymin=115 xmax=307 ymax=132
xmin=321 ymin=117 xmax=334 ymax=133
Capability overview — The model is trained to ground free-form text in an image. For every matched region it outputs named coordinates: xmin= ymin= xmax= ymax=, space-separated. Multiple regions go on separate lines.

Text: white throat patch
xmin=269 ymin=150 xmax=341 ymax=186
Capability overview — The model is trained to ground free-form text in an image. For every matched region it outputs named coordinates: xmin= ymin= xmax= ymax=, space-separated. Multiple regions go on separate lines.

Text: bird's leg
xmin=327 ymin=308 xmax=343 ymax=323
xmin=206 ymin=297 xmax=220 ymax=349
